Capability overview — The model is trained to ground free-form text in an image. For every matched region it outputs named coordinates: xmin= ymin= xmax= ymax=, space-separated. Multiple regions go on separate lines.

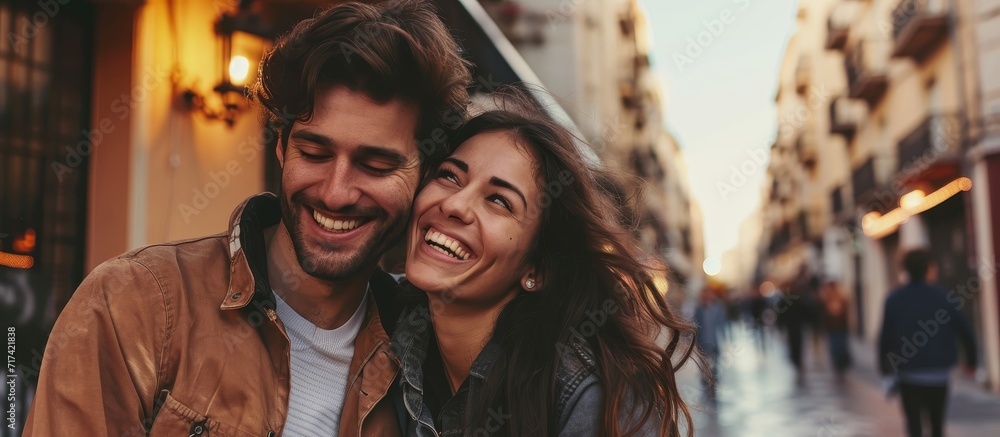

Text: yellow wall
xmin=86 ymin=4 xmax=138 ymax=272
xmin=87 ymin=0 xmax=268 ymax=270
xmin=133 ymin=0 xmax=267 ymax=245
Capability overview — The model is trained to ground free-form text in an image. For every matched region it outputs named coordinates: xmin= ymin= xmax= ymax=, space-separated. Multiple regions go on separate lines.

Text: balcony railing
xmin=829 ymin=97 xmax=866 ymax=138
xmin=897 ymin=113 xmax=964 ymax=173
xmin=845 ymin=39 xmax=889 ymax=106
xmin=892 ymin=0 xmax=949 ymax=60
xmin=852 ymin=157 xmax=876 ymax=203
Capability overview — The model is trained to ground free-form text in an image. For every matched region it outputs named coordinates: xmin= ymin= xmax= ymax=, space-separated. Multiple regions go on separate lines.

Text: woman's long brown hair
xmin=453 ymin=89 xmax=704 ymax=436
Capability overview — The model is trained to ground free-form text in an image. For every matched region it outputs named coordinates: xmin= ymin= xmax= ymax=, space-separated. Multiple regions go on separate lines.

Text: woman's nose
xmin=438 ymin=188 xmax=475 ymax=224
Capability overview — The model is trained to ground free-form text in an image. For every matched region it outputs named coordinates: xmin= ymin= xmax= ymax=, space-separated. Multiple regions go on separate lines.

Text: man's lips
xmin=305 ymin=206 xmax=377 ymax=236
xmin=312 ymin=209 xmax=362 ymax=231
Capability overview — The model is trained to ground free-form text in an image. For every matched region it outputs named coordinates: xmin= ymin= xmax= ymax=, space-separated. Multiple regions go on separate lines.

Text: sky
xmin=638 ymin=0 xmax=799 ymax=269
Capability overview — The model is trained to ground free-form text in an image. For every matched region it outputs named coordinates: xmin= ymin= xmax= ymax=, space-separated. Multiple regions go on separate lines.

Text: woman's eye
xmin=437 ymin=169 xmax=460 ymax=185
xmin=489 ymin=195 xmax=513 ymax=211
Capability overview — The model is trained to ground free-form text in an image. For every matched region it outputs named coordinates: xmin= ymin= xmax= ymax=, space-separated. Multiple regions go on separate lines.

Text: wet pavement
xmin=677 ymin=324 xmax=1000 ymax=436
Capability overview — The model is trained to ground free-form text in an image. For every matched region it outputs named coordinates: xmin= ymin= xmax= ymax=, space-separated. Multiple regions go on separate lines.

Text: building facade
xmin=759 ymin=0 xmax=1000 ymax=391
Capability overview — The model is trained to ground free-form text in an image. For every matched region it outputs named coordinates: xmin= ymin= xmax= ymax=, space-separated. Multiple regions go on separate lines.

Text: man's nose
xmin=317 ymin=158 xmax=362 ymax=211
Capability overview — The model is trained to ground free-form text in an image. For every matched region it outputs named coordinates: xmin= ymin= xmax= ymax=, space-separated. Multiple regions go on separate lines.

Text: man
xmin=24 ymin=1 xmax=470 ymax=435
xmin=879 ymin=248 xmax=978 ymax=437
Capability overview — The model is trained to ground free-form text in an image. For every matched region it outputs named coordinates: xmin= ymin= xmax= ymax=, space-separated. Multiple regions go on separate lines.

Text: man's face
xmin=277 ymin=85 xmax=421 ymax=281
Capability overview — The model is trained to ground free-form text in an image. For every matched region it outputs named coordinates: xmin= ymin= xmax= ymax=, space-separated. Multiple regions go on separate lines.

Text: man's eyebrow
xmin=443 ymin=157 xmax=469 ymax=172
xmin=490 ymin=176 xmax=527 ymax=209
xmin=357 ymin=145 xmax=409 ymax=165
xmin=289 ymin=130 xmax=332 ymax=147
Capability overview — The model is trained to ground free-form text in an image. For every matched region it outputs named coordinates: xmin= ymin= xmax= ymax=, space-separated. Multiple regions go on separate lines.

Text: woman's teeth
xmin=312 ymin=210 xmax=359 ymax=232
xmin=425 ymin=229 xmax=470 ymax=260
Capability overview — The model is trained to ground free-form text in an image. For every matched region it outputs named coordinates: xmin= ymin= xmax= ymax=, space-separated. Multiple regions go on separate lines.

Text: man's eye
xmin=299 ymin=151 xmax=329 ymax=160
xmin=362 ymin=162 xmax=397 ymax=174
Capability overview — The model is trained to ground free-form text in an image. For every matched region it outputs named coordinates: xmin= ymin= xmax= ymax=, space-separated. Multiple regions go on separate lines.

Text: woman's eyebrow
xmin=443 ymin=157 xmax=468 ymax=172
xmin=489 ymin=176 xmax=527 ymax=209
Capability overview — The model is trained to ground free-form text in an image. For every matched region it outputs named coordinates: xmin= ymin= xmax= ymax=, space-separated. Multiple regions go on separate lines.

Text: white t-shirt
xmin=273 ymin=289 xmax=369 ymax=436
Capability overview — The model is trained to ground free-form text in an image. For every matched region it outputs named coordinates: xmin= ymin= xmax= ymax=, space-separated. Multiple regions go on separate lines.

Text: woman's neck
xmin=427 ymin=297 xmax=504 ymax=394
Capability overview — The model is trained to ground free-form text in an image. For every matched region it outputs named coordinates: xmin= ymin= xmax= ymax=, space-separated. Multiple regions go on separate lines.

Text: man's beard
xmin=279 ymin=187 xmax=409 ymax=281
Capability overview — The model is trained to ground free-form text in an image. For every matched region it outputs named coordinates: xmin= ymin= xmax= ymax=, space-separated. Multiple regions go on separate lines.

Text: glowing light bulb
xmin=229 ymin=56 xmax=250 ymax=85
xmin=900 ymin=189 xmax=926 ymax=212
xmin=702 ymin=257 xmax=722 ymax=276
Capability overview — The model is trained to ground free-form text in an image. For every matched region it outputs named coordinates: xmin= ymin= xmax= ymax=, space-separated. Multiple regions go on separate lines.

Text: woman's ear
xmin=520 ymin=267 xmax=546 ymax=292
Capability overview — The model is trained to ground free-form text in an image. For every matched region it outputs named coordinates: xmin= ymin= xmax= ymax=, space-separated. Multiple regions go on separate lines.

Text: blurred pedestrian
xmin=821 ymin=280 xmax=851 ymax=376
xmin=878 ymin=248 xmax=978 ymax=437
xmin=723 ymin=289 xmax=740 ymax=341
xmin=749 ymin=282 xmax=770 ymax=353
xmin=695 ymin=285 xmax=728 ymax=401
xmin=778 ymin=277 xmax=807 ymax=375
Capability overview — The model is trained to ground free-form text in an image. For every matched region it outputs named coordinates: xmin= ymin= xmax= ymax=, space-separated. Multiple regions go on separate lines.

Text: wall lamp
xmin=183 ymin=0 xmax=272 ymax=127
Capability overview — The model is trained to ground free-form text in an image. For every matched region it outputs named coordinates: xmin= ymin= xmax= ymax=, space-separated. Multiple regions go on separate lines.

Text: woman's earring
xmin=525 ymin=279 xmax=536 ymax=289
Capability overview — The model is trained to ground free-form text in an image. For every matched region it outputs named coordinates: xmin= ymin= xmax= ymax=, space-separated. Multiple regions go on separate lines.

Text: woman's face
xmin=405 ymin=130 xmax=544 ymax=309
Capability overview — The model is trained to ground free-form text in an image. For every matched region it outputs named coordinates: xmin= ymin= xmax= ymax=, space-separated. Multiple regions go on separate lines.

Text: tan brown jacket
xmin=23 ymin=194 xmax=402 ymax=436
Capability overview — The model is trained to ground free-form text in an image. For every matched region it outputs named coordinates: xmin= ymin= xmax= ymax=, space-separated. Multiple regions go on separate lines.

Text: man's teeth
xmin=312 ymin=210 xmax=360 ymax=232
xmin=424 ymin=229 xmax=470 ymax=260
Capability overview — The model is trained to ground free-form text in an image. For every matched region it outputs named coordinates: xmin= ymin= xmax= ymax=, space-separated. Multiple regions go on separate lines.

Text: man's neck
xmin=264 ymin=222 xmax=371 ymax=330
xmin=428 ymin=298 xmax=505 ymax=394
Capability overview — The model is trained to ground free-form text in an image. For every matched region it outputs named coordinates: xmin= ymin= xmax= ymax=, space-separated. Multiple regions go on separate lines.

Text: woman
xmin=391 ymin=90 xmax=700 ymax=436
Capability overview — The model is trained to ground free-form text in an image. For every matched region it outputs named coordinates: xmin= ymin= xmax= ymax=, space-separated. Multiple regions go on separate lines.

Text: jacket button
xmin=189 ymin=422 xmax=206 ymax=436
xmin=267 ymin=431 xmax=276 ymax=437
xmin=232 ymin=293 xmax=242 ymax=300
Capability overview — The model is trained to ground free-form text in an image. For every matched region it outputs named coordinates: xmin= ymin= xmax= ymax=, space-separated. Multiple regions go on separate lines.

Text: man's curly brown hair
xmin=251 ymin=0 xmax=471 ymax=171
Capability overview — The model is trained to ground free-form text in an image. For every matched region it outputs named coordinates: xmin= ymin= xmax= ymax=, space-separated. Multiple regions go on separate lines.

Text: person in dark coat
xmin=878 ymin=248 xmax=978 ymax=437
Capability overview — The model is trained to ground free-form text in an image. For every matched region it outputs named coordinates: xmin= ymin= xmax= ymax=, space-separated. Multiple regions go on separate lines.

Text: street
xmin=678 ymin=324 xmax=1000 ymax=436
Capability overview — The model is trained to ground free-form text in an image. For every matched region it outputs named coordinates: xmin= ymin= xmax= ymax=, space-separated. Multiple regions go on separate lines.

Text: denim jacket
xmin=390 ymin=303 xmax=609 ymax=436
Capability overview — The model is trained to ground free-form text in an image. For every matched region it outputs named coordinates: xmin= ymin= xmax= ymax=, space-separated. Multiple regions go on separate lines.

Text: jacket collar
xmin=221 ymin=193 xmax=281 ymax=311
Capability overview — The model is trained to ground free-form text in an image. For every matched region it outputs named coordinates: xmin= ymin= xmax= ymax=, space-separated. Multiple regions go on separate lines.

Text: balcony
xmin=826 ymin=16 xmax=848 ymax=50
xmin=845 ymin=40 xmax=889 ymax=106
xmin=829 ymin=97 xmax=866 ymax=138
xmin=795 ymin=55 xmax=811 ymax=95
xmin=620 ymin=79 xmax=642 ymax=110
xmin=852 ymin=157 xmax=876 ymax=204
xmin=897 ymin=113 xmax=964 ymax=176
xmin=796 ymin=132 xmax=817 ymax=169
xmin=892 ymin=0 xmax=949 ymax=61
xmin=831 ymin=186 xmax=845 ymax=218
xmin=629 ymin=147 xmax=665 ymax=181
xmin=768 ymin=221 xmax=793 ymax=255
xmin=826 ymin=1 xmax=860 ymax=50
